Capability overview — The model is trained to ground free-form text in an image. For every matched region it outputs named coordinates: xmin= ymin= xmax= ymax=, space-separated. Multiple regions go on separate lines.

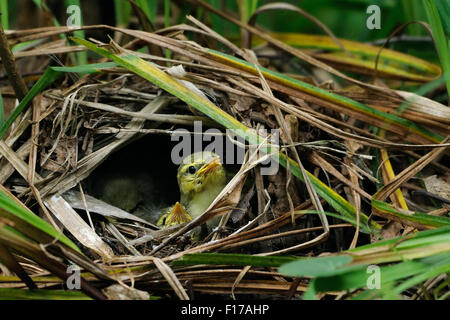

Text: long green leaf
xmin=0 ymin=288 xmax=91 ymax=300
xmin=0 ymin=68 xmax=60 ymax=139
xmin=424 ymin=0 xmax=450 ymax=99
xmin=135 ymin=0 xmax=158 ymax=23
xmin=0 ymin=189 xmax=80 ymax=252
xmin=372 ymin=198 xmax=450 ymax=228
xmin=249 ymin=33 xmax=441 ymax=82
xmin=279 ymin=255 xmax=354 ymax=278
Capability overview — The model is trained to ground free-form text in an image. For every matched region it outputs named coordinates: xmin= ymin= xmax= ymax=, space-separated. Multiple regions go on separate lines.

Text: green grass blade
xmin=135 ymin=0 xmax=158 ymax=24
xmin=0 ymin=90 xmax=4 ymax=126
xmin=435 ymin=0 xmax=450 ymax=37
xmin=208 ymin=0 xmax=224 ymax=36
xmin=0 ymin=0 xmax=8 ymax=29
xmin=424 ymin=0 xmax=450 ymax=99
xmin=237 ymin=0 xmax=258 ymax=23
xmin=0 ymin=67 xmax=61 ymax=139
xmin=0 ymin=288 xmax=92 ymax=300
xmin=302 ymin=279 xmax=319 ymax=300
xmin=164 ymin=0 xmax=171 ymax=60
xmin=164 ymin=0 xmax=170 ymax=27
xmin=0 ymin=189 xmax=81 ymax=252
xmin=312 ymin=253 xmax=450 ymax=293
xmin=349 ymin=225 xmax=450 ymax=252
xmin=51 ymin=61 xmax=118 ymax=73
xmin=114 ymin=0 xmax=131 ymax=27
xmin=401 ymin=0 xmax=426 ymax=36
xmin=372 ymin=198 xmax=450 ymax=228
xmin=173 ymin=253 xmax=296 ymax=267
xmin=278 ymin=241 xmax=450 ymax=295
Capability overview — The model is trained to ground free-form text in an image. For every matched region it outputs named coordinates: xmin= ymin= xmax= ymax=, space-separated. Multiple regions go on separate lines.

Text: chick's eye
xmin=188 ymin=166 xmax=196 ymax=174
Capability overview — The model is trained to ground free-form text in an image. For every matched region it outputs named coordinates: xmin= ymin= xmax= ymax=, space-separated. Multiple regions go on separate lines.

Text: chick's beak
xmin=197 ymin=156 xmax=221 ymax=177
